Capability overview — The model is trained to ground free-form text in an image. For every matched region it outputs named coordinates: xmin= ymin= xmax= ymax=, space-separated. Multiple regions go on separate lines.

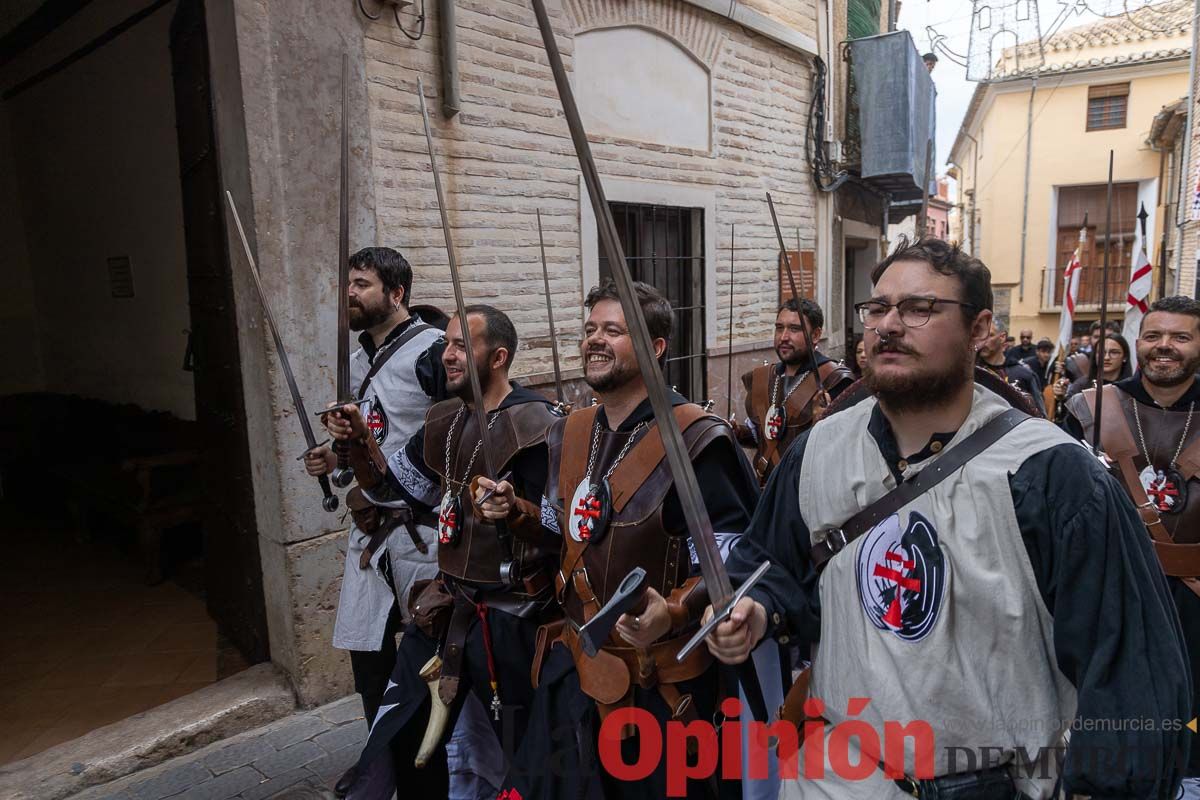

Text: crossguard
xmin=295 ymin=440 xmax=332 ymax=461
xmin=676 ymin=560 xmax=771 ymax=662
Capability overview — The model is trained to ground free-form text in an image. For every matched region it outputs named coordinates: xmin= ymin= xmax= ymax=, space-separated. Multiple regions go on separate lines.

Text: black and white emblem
xmin=438 ymin=490 xmax=461 ymax=546
xmin=764 ymin=404 xmax=786 ymax=441
xmin=855 ymin=511 xmax=946 ymax=642
xmin=1141 ymin=465 xmax=1188 ymax=515
xmin=567 ymin=478 xmax=612 ymax=544
xmin=360 ymin=397 xmax=389 ymax=444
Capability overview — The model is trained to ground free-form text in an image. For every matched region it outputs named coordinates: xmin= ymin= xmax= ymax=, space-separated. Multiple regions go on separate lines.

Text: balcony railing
xmin=1041 ymin=266 xmax=1129 ymax=313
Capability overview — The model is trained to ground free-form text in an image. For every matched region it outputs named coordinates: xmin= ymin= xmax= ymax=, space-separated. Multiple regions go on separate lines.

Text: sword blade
xmin=726 ymin=223 xmax=735 ymax=420
xmin=337 ymin=53 xmax=352 ymax=403
xmin=225 ymin=191 xmax=339 ymax=512
xmin=767 ymin=193 xmax=824 ymax=396
xmin=536 ymin=209 xmax=566 ymax=406
xmin=531 ymin=0 xmax=735 ymax=605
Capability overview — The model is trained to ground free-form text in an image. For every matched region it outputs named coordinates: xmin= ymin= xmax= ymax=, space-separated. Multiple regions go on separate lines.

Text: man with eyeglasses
xmin=704 ymin=236 xmax=1190 ymax=799
xmin=734 ymin=297 xmax=855 ymax=484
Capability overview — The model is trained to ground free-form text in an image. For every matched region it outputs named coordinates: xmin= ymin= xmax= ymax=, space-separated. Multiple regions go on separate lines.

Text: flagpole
xmin=1092 ymin=151 xmax=1114 ymax=455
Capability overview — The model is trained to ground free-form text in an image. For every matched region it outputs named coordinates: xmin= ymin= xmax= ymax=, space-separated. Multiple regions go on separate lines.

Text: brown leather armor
xmin=423 ymin=397 xmax=559 ymax=586
xmin=1068 ymin=386 xmax=1200 ymax=590
xmin=547 ymin=404 xmax=729 ymax=631
xmin=742 ymin=360 xmax=853 ymax=482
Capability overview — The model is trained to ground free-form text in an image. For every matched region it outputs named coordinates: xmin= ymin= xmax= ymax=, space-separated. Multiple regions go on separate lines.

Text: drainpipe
xmin=439 ymin=0 xmax=460 ymax=118
xmin=1173 ymin=0 xmax=1199 ymax=293
xmin=1018 ymin=75 xmax=1037 ymax=303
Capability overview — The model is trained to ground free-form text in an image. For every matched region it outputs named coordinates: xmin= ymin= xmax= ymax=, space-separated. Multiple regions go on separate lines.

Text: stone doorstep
xmin=0 ymin=663 xmax=296 ymax=800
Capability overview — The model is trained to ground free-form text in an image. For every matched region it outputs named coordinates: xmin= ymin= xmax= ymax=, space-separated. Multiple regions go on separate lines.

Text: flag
xmin=1123 ymin=232 xmax=1152 ymax=370
xmin=1050 ymin=226 xmax=1085 ymax=370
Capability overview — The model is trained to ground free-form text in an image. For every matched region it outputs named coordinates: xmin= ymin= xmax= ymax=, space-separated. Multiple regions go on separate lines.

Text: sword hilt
xmin=318 ymin=475 xmax=340 ymax=512
xmin=331 ymin=438 xmax=354 ymax=489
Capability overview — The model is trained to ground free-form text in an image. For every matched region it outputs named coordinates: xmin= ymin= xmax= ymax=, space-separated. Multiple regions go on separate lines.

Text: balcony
xmin=1040 ymin=265 xmax=1129 ymax=314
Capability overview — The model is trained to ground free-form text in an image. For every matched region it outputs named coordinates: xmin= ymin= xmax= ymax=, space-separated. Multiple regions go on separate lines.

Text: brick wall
xmin=361 ymin=0 xmax=819 ymax=390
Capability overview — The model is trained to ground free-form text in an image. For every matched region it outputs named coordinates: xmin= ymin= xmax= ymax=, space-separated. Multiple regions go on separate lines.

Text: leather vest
xmin=1068 ymin=386 xmax=1200 ymax=544
xmin=743 ymin=360 xmax=853 ymax=482
xmin=546 ymin=404 xmax=731 ymax=627
xmin=423 ymin=397 xmax=560 ymax=585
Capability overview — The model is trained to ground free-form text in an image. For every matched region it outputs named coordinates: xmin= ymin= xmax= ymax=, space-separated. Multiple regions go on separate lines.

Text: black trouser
xmin=352 ymin=606 xmax=542 ymax=798
xmin=349 ymin=602 xmax=404 ymax=724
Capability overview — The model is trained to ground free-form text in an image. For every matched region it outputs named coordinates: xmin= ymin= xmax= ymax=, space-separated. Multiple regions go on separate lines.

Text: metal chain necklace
xmin=1132 ymin=399 xmax=1195 ymax=470
xmin=584 ymin=418 xmax=649 ymax=482
xmin=770 ymin=366 xmax=813 ymax=408
xmin=442 ymin=403 xmax=501 ymax=492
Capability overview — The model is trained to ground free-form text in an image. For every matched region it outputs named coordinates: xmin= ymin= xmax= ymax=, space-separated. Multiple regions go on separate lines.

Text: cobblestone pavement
xmin=69 ymin=696 xmax=369 ymax=800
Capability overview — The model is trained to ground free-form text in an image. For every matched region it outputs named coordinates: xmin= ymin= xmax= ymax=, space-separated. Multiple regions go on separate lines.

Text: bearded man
xmin=1064 ymin=294 xmax=1200 ymax=797
xmin=735 ymin=298 xmax=854 ymax=484
xmin=707 ymin=237 xmax=1190 ymax=799
xmin=305 ymin=247 xmax=445 ymax=796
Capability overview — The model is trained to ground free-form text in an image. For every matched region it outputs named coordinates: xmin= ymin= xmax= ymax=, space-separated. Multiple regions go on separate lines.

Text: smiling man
xmin=1064 ymin=294 xmax=1200 ymax=796
xmin=489 ymin=279 xmax=759 ymax=800
xmin=736 ymin=298 xmax=854 ymax=484
xmin=706 ymin=237 xmax=1190 ymax=799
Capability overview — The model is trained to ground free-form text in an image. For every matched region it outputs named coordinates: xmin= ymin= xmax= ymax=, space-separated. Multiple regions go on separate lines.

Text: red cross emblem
xmin=367 ymin=410 xmax=385 ymax=437
xmin=573 ymin=494 xmax=602 ymax=540
xmin=496 ymin=790 xmax=523 ymax=800
xmin=767 ymin=414 xmax=784 ymax=439
xmin=872 ymin=549 xmax=922 ymax=629
xmin=438 ymin=501 xmax=458 ymax=545
xmin=1147 ymin=473 xmax=1180 ymax=512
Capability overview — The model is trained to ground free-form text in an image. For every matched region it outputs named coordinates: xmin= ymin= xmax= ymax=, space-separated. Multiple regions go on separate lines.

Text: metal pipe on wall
xmin=1017 ymin=75 xmax=1038 ymax=302
xmin=439 ymin=0 xmax=459 ymax=118
xmin=1173 ymin=0 xmax=1199 ymax=294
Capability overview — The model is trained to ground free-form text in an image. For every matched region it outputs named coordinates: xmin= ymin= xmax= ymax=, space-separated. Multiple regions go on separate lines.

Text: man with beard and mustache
xmin=1063 ymin=294 xmax=1200 ymax=797
xmin=325 ymin=305 xmax=561 ymax=799
xmin=734 ymin=298 xmax=854 ymax=484
xmin=488 ymin=279 xmax=760 ymax=800
xmin=976 ymin=320 xmax=1047 ymax=417
xmin=705 ymin=236 xmax=1191 ymax=799
xmin=305 ymin=247 xmax=446 ymax=794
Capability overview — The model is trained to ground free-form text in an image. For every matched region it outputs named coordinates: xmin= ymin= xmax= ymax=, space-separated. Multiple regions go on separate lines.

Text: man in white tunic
xmin=706 ymin=237 xmax=1191 ymax=799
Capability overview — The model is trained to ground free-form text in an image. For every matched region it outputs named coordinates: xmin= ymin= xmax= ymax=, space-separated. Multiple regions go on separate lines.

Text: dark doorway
xmin=170 ymin=0 xmax=268 ymax=663
xmin=0 ymin=0 xmax=264 ymax=763
xmin=598 ymin=202 xmax=707 ymax=402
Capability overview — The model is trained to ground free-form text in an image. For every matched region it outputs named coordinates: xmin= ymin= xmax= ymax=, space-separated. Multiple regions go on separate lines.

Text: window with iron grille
xmin=598 ymin=203 xmax=707 ymax=403
xmin=1086 ymin=83 xmax=1128 ymax=131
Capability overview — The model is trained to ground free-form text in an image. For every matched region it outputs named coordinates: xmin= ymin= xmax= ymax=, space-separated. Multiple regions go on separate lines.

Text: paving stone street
xmin=68 ymin=697 xmax=367 ymax=800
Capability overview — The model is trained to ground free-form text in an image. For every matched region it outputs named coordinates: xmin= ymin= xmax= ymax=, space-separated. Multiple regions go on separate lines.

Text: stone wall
xmin=224 ymin=0 xmax=824 ymax=705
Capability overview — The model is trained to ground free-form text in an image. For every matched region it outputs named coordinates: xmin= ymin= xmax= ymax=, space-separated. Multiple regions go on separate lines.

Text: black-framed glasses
xmin=854 ymin=297 xmax=978 ymax=329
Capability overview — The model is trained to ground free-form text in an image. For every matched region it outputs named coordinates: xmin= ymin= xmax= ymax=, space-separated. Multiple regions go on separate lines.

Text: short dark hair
xmin=460 ymin=304 xmax=518 ymax=369
xmin=585 ymin=278 xmax=674 ymax=344
xmin=778 ymin=297 xmax=824 ymax=330
xmin=1089 ymin=319 xmax=1121 ymax=334
xmin=871 ymin=236 xmax=992 ymax=320
xmin=1036 ymin=338 xmax=1054 ymax=351
xmin=349 ymin=247 xmax=413 ymax=306
xmin=1144 ymin=295 xmax=1200 ymax=332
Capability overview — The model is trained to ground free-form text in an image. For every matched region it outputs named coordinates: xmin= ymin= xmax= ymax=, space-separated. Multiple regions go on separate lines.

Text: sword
xmin=225 ymin=191 xmax=339 ymax=513
xmin=767 ymin=193 xmax=825 ymax=407
xmin=530 ymin=0 xmax=769 ymax=720
xmin=416 ymin=77 xmax=518 ymax=583
xmin=536 ymin=209 xmax=569 ymax=414
xmin=1092 ymin=151 xmax=1114 ymax=455
xmin=725 ymin=223 xmax=736 ymax=420
xmin=329 ymin=54 xmax=355 ymax=489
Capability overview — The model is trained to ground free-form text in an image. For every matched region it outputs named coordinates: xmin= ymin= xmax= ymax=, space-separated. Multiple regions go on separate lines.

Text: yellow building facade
xmin=949 ymin=3 xmax=1190 ymax=339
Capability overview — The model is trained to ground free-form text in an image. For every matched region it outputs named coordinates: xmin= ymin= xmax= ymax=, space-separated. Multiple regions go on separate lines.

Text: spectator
xmin=1021 ymin=337 xmax=1055 ymax=392
xmin=1056 ymin=333 xmax=1132 ymax=405
xmin=1006 ymin=329 xmax=1037 ymax=362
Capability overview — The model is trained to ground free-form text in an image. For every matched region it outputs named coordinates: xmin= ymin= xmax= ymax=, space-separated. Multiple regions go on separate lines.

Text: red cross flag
xmin=1051 ymin=225 xmax=1086 ymax=366
xmin=1122 ymin=234 xmax=1152 ymax=370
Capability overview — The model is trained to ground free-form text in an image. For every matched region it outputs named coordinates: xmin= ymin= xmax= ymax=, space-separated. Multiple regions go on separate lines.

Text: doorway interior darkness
xmin=598 ymin=202 xmax=708 ymax=403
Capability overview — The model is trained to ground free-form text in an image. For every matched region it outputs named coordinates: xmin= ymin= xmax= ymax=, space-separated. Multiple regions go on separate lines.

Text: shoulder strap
xmin=810 ymin=408 xmax=1029 ymax=572
xmin=1081 ymin=385 xmax=1139 ymax=459
xmin=749 ymin=366 xmax=771 ymax=421
xmin=1175 ymin=425 xmax=1200 ymax=483
xmin=557 ymin=406 xmax=601 ymax=506
xmin=606 ymin=405 xmax=710 ymax=512
xmin=357 ymin=322 xmax=433 ymax=398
